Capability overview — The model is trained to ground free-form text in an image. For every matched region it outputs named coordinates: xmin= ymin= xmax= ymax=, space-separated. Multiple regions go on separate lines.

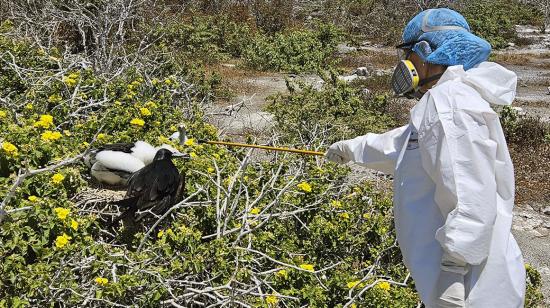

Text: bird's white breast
xmin=95 ymin=151 xmax=145 ymax=173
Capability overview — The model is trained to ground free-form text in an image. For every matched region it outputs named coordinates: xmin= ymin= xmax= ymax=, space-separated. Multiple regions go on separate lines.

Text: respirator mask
xmin=391 ymin=41 xmax=443 ymax=99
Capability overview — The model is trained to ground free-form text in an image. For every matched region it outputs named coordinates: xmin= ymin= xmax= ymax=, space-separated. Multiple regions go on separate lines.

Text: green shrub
xmin=525 ymin=263 xmax=545 ymax=307
xmin=155 ymin=15 xmax=255 ymax=63
xmin=242 ymin=23 xmax=342 ymax=73
xmin=499 ymin=106 xmax=550 ymax=207
xmin=154 ymin=16 xmax=342 ymax=73
xmin=266 ymin=70 xmax=395 ymax=145
xmin=0 ymin=27 xmax=418 ymax=307
xmin=500 ymin=106 xmax=550 ymax=147
xmin=459 ymin=0 xmax=545 ymax=49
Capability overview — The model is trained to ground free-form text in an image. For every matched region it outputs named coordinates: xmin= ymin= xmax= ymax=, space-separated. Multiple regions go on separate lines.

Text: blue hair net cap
xmin=402 ymin=8 xmax=491 ymax=70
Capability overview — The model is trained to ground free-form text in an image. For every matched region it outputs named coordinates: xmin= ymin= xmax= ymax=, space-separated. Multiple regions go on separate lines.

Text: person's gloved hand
xmin=325 ymin=141 xmax=350 ymax=164
xmin=434 ymin=253 xmax=468 ymax=308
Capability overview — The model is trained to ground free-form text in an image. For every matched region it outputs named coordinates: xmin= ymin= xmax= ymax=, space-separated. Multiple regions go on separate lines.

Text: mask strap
xmin=422 ymin=9 xmax=469 ymax=33
xmin=418 ymin=73 xmax=444 ymax=87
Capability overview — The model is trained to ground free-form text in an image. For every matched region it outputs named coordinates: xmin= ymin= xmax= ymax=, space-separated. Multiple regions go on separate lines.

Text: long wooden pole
xmin=200 ymin=140 xmax=325 ymax=156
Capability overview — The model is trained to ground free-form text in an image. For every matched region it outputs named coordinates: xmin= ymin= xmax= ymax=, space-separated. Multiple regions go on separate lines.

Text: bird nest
xmin=72 ymin=188 xmax=126 ymax=222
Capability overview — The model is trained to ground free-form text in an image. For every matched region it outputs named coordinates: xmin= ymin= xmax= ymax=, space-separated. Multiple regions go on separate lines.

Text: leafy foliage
xmin=267 ymin=71 xmax=395 ymax=145
xmin=525 ymin=263 xmax=545 ymax=307
xmin=154 ymin=15 xmax=256 ymax=63
xmin=0 ymin=26 xmax=419 ymax=307
xmin=0 ymin=1 xmax=547 ymax=305
xmin=242 ymin=23 xmax=342 ymax=73
xmin=499 ymin=106 xmax=550 ymax=206
xmin=459 ymin=0 xmax=545 ymax=49
xmin=152 ymin=16 xmax=342 ymax=73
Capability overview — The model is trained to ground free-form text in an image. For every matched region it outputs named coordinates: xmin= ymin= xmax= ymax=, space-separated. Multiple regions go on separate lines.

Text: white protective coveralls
xmin=330 ymin=62 xmax=525 ymax=307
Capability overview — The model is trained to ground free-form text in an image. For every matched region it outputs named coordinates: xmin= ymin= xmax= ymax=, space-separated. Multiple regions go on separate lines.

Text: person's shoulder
xmin=427 ymin=79 xmax=493 ymax=113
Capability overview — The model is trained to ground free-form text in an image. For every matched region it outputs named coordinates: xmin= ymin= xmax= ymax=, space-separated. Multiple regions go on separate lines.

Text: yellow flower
xmin=25 ymin=103 xmax=33 ymax=110
xmin=97 ymin=133 xmax=106 ymax=141
xmin=299 ymin=264 xmax=314 ymax=272
xmin=0 ymin=110 xmax=6 ymax=118
xmin=40 ymin=114 xmax=54 ymax=124
xmin=63 ymin=130 xmax=72 ymax=136
xmin=178 ymin=225 xmax=192 ymax=234
xmin=71 ymin=219 xmax=79 ymax=231
xmin=139 ymin=107 xmax=152 ymax=116
xmin=34 ymin=114 xmax=54 ymax=128
xmin=55 ymin=233 xmax=71 ymax=248
xmin=377 ymin=281 xmax=391 ymax=291
xmin=2 ymin=142 xmax=18 ymax=157
xmin=41 ymin=130 xmax=62 ymax=142
xmin=164 ymin=78 xmax=172 ymax=85
xmin=184 ymin=138 xmax=195 ymax=146
xmin=362 ymin=213 xmax=371 ymax=220
xmin=331 ymin=200 xmax=343 ymax=208
xmin=189 ymin=152 xmax=197 ymax=158
xmin=28 ymin=195 xmax=39 ymax=202
xmin=152 ymin=78 xmax=160 ymax=85
xmin=54 ymin=207 xmax=70 ymax=220
xmin=157 ymin=230 xmax=165 ymax=238
xmin=51 ymin=173 xmax=65 ymax=185
xmin=266 ymin=295 xmax=278 ymax=304
xmin=249 ymin=207 xmax=260 ymax=215
xmin=130 ymin=118 xmax=145 ymax=127
xmin=350 ymin=304 xmax=357 ymax=308
xmin=94 ymin=277 xmax=108 ymax=286
xmin=166 ymin=228 xmax=174 ymax=237
xmin=347 ymin=280 xmax=362 ymax=289
xmin=297 ymin=181 xmax=312 ymax=193
xmin=114 ymin=100 xmax=122 ymax=106
xmin=276 ymin=269 xmax=288 ymax=279
xmin=145 ymin=101 xmax=157 ymax=108
xmin=338 ymin=212 xmax=350 ymax=220
xmin=62 ymin=75 xmax=78 ymax=87
xmin=204 ymin=123 xmax=218 ymax=135
xmin=48 ymin=94 xmax=62 ymax=103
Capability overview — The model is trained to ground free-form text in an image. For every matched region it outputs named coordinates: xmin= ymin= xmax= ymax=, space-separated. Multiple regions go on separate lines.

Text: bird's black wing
xmin=140 ymin=160 xmax=180 ymax=202
xmin=110 ymin=159 xmax=181 ymax=242
xmin=97 ymin=143 xmax=135 ymax=153
xmin=122 ymin=160 xmax=180 ymax=214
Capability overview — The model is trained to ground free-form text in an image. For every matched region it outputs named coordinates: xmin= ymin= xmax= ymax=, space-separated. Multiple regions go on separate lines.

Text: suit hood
xmin=436 ymin=62 xmax=517 ymax=105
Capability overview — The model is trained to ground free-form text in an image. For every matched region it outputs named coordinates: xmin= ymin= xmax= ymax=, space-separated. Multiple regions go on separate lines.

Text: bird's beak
xmin=172 ymin=152 xmax=190 ymax=159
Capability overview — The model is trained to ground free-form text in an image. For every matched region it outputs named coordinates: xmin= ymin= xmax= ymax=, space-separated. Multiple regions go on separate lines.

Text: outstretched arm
xmin=325 ymin=125 xmax=409 ymax=175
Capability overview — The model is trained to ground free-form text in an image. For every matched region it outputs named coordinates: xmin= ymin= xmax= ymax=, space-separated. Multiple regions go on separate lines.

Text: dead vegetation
xmin=493 ymin=52 xmax=550 ymax=69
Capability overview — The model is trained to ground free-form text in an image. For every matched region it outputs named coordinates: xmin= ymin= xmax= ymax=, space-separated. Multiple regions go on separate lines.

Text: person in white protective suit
xmin=325 ymin=8 xmax=526 ymax=308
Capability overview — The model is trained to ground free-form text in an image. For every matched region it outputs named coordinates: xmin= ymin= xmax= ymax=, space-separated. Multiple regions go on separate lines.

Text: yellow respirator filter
xmin=391 ymin=60 xmax=420 ymax=96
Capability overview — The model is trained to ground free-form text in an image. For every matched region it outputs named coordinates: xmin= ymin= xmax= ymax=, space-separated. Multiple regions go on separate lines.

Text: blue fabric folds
xmin=402 ymin=8 xmax=491 ymax=70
